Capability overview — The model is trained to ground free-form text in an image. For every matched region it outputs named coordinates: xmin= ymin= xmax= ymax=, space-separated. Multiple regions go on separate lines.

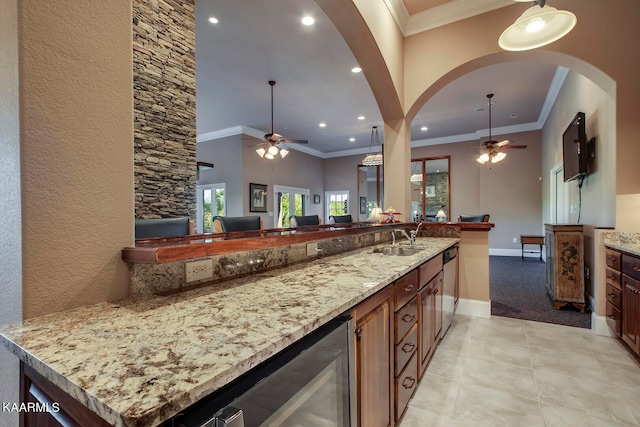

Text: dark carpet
xmin=490 ymin=256 xmax=591 ymax=329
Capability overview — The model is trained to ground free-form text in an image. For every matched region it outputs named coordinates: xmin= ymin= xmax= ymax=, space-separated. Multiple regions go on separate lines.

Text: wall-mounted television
xmin=562 ymin=112 xmax=590 ymax=182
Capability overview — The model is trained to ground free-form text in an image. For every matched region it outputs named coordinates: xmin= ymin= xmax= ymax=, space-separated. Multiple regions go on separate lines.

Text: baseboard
xmin=456 ymin=298 xmax=491 ymax=318
xmin=489 ymin=248 xmax=545 ymax=259
xmin=592 ymin=312 xmax=616 ymax=337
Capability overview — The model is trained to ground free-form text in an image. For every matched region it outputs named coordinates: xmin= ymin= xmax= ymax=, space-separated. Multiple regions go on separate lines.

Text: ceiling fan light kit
xmin=476 ymin=93 xmax=526 ymax=165
xmin=499 ymin=1 xmax=577 ymax=51
xmin=255 ymin=81 xmax=308 ymax=160
xmin=362 ymin=126 xmax=383 ymax=166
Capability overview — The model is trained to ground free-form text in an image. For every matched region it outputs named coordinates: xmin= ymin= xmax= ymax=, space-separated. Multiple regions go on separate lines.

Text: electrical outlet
xmin=374 ymin=232 xmax=380 ymax=242
xmin=513 ymin=237 xmax=518 ymax=243
xmin=306 ymin=242 xmax=319 ymax=257
xmin=185 ymin=259 xmax=213 ymax=283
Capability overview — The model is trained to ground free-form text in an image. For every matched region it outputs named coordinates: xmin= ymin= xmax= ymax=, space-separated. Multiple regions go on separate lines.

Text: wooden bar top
xmin=122 ymin=221 xmax=494 ymax=264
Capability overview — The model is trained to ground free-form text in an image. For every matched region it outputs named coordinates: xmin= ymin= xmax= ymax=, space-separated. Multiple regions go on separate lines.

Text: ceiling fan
xmin=254 ymin=80 xmax=308 ymax=159
xmin=477 ymin=93 xmax=527 ymax=164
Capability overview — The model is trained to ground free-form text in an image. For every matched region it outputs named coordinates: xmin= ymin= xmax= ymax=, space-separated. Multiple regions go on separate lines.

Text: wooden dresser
xmin=544 ymin=224 xmax=585 ymax=311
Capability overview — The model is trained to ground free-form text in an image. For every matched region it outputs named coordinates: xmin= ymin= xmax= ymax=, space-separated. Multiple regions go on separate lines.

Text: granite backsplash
xmin=130 ymin=225 xmax=461 ymax=297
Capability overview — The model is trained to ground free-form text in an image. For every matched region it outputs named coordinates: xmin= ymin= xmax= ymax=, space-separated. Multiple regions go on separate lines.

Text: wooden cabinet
xmin=418 ymin=271 xmax=443 ymax=375
xmin=622 ymin=253 xmax=640 ymax=355
xmin=353 ymin=286 xmax=393 ymax=427
xmin=392 ymin=273 xmax=419 ymax=423
xmin=605 ymin=247 xmax=640 ymax=357
xmin=20 ymin=363 xmax=110 ymax=427
xmin=544 ymin=224 xmax=585 ymax=311
xmin=606 ymin=248 xmax=623 ymax=336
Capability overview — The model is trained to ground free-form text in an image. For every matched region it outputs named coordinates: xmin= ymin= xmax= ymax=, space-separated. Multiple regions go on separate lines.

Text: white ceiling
xmin=195 ymin=0 xmax=563 ymax=158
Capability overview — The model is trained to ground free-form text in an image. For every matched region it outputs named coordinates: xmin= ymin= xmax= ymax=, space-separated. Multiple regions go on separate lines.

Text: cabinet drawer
xmin=395 ymin=352 xmax=418 ymax=422
xmin=419 ymin=255 xmax=443 ymax=289
xmin=606 ymin=267 xmax=621 ymax=291
xmin=606 ymin=249 xmax=621 ymax=270
xmin=606 ymin=283 xmax=622 ymax=310
xmin=395 ymin=324 xmax=417 ymax=376
xmin=622 ymin=254 xmax=640 ymax=281
xmin=395 ymin=270 xmax=419 ymax=310
xmin=395 ymin=296 xmax=418 ymax=343
xmin=606 ymin=300 xmax=622 ymax=337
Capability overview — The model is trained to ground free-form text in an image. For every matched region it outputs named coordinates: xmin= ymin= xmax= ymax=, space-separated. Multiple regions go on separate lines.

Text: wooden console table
xmin=520 ymin=235 xmax=544 ymax=262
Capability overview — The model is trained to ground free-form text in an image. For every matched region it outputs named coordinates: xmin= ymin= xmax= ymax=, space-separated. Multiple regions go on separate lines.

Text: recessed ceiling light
xmin=475 ymin=107 xmax=485 ymax=112
xmin=301 ymin=16 xmax=315 ymax=26
xmin=208 ymin=16 xmax=219 ymax=24
xmin=319 ymin=122 xmax=326 ymax=128
xmin=351 ymin=66 xmax=362 ymax=73
xmin=357 ymin=116 xmax=365 ymax=120
xmin=349 ymin=137 xmax=356 ymax=142
xmin=421 ymin=126 xmax=428 ymax=131
xmin=510 ymin=113 xmax=518 ymax=119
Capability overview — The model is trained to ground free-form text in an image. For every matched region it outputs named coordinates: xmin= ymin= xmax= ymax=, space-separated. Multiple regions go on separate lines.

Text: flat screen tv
xmin=562 ymin=112 xmax=588 ymax=182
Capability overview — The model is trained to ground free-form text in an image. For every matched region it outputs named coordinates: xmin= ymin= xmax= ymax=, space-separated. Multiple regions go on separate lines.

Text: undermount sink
xmin=372 ymin=246 xmax=422 ymax=256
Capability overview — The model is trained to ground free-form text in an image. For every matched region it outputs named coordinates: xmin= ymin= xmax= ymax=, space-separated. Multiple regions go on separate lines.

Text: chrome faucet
xmin=392 ymin=229 xmax=412 ymax=245
xmin=409 ymin=223 xmax=422 ymax=245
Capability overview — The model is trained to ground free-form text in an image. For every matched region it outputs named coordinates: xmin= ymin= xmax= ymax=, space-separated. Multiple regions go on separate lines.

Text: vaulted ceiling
xmin=195 ymin=0 xmax=561 ymax=158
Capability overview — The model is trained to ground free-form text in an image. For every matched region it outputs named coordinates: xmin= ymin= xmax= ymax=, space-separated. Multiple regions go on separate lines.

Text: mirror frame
xmin=410 ymin=156 xmax=451 ymax=222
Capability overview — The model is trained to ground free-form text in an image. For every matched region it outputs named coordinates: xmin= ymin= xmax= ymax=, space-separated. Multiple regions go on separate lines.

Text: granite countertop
xmin=0 ymin=237 xmax=458 ymax=427
xmin=604 ymin=241 xmax=640 ymax=258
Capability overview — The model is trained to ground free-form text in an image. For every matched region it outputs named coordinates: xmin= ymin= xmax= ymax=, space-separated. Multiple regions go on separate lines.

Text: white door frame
xmin=273 ymin=185 xmax=310 ymax=228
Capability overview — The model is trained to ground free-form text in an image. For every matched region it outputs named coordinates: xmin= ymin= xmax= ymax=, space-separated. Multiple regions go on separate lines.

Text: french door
xmin=196 ymin=183 xmax=226 ymax=233
xmin=273 ymin=185 xmax=309 ymax=228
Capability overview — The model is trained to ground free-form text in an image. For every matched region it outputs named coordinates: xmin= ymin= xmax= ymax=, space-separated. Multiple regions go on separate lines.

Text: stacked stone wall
xmin=133 ymin=0 xmax=196 ymax=218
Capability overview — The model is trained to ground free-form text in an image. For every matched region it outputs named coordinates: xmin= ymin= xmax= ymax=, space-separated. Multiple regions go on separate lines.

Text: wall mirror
xmin=357 ymin=164 xmax=383 ymax=221
xmin=410 ymin=156 xmax=450 ymax=222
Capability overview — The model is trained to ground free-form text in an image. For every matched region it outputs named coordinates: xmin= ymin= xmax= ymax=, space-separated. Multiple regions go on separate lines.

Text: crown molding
xmin=385 ymin=0 xmax=515 ymax=36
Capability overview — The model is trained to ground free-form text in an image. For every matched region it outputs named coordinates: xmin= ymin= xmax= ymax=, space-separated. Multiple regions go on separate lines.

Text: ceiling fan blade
xmin=495 ymin=139 xmax=512 ymax=147
xmin=502 ymin=145 xmax=528 ymax=149
xmin=281 ymin=139 xmax=308 ymax=144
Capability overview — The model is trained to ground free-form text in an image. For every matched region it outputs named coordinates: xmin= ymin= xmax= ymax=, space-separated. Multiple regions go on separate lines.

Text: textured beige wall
xmin=403 ymin=0 xmax=640 ymax=201
xmin=20 ymin=1 xmax=133 ymax=318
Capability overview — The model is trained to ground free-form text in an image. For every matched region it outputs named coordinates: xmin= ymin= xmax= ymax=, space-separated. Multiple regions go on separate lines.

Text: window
xmin=273 ymin=185 xmax=309 ymax=228
xmin=325 ymin=191 xmax=349 ymax=223
xmin=196 ymin=183 xmax=225 ymax=233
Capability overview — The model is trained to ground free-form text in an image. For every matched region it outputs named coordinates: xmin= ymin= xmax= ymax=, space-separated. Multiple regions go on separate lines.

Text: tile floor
xmin=400 ymin=315 xmax=640 ymax=427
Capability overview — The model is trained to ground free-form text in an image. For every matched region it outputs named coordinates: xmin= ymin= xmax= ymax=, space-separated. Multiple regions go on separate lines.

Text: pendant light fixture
xmin=362 ymin=126 xmax=383 ymax=166
xmin=499 ymin=0 xmax=577 ymax=51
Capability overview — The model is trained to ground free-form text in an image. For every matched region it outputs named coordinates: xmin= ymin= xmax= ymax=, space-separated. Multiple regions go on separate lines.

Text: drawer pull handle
xmin=402 ymin=376 xmax=416 ymax=389
xmin=634 ymin=266 xmax=640 ymax=272
xmin=355 ymin=327 xmax=362 ymax=340
xmin=404 ymin=283 xmax=415 ymax=292
xmin=608 ymin=293 xmax=616 ymax=298
xmin=607 ymin=315 xmax=616 ymax=319
xmin=607 ymin=275 xmax=615 ymax=280
xmin=402 ymin=313 xmax=416 ymax=323
xmin=401 ymin=342 xmax=415 ymax=353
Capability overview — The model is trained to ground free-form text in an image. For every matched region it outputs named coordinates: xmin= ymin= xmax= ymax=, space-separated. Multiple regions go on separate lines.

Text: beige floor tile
xmin=409 ymin=372 xmax=460 ymax=417
xmin=423 ymin=347 xmax=467 ymax=380
xmin=529 ymin=345 xmax=610 ymax=383
xmin=586 ymin=334 xmax=640 ymax=367
xmin=461 ymin=356 xmax=538 ymax=401
xmin=401 ymin=405 xmax=475 ymax=427
xmin=534 ymin=369 xmax=637 ymax=425
xmin=466 ymin=336 xmax=532 ymax=367
xmin=540 ymin=403 xmax=631 ymax=427
xmin=451 ymin=382 xmax=544 ymax=427
xmin=525 ymin=328 xmax=591 ymax=353
xmin=399 ymin=314 xmax=640 ymax=427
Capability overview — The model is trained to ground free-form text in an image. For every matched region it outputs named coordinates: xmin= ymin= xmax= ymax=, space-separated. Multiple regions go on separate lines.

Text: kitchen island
xmin=0 ymin=237 xmax=458 ymax=427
